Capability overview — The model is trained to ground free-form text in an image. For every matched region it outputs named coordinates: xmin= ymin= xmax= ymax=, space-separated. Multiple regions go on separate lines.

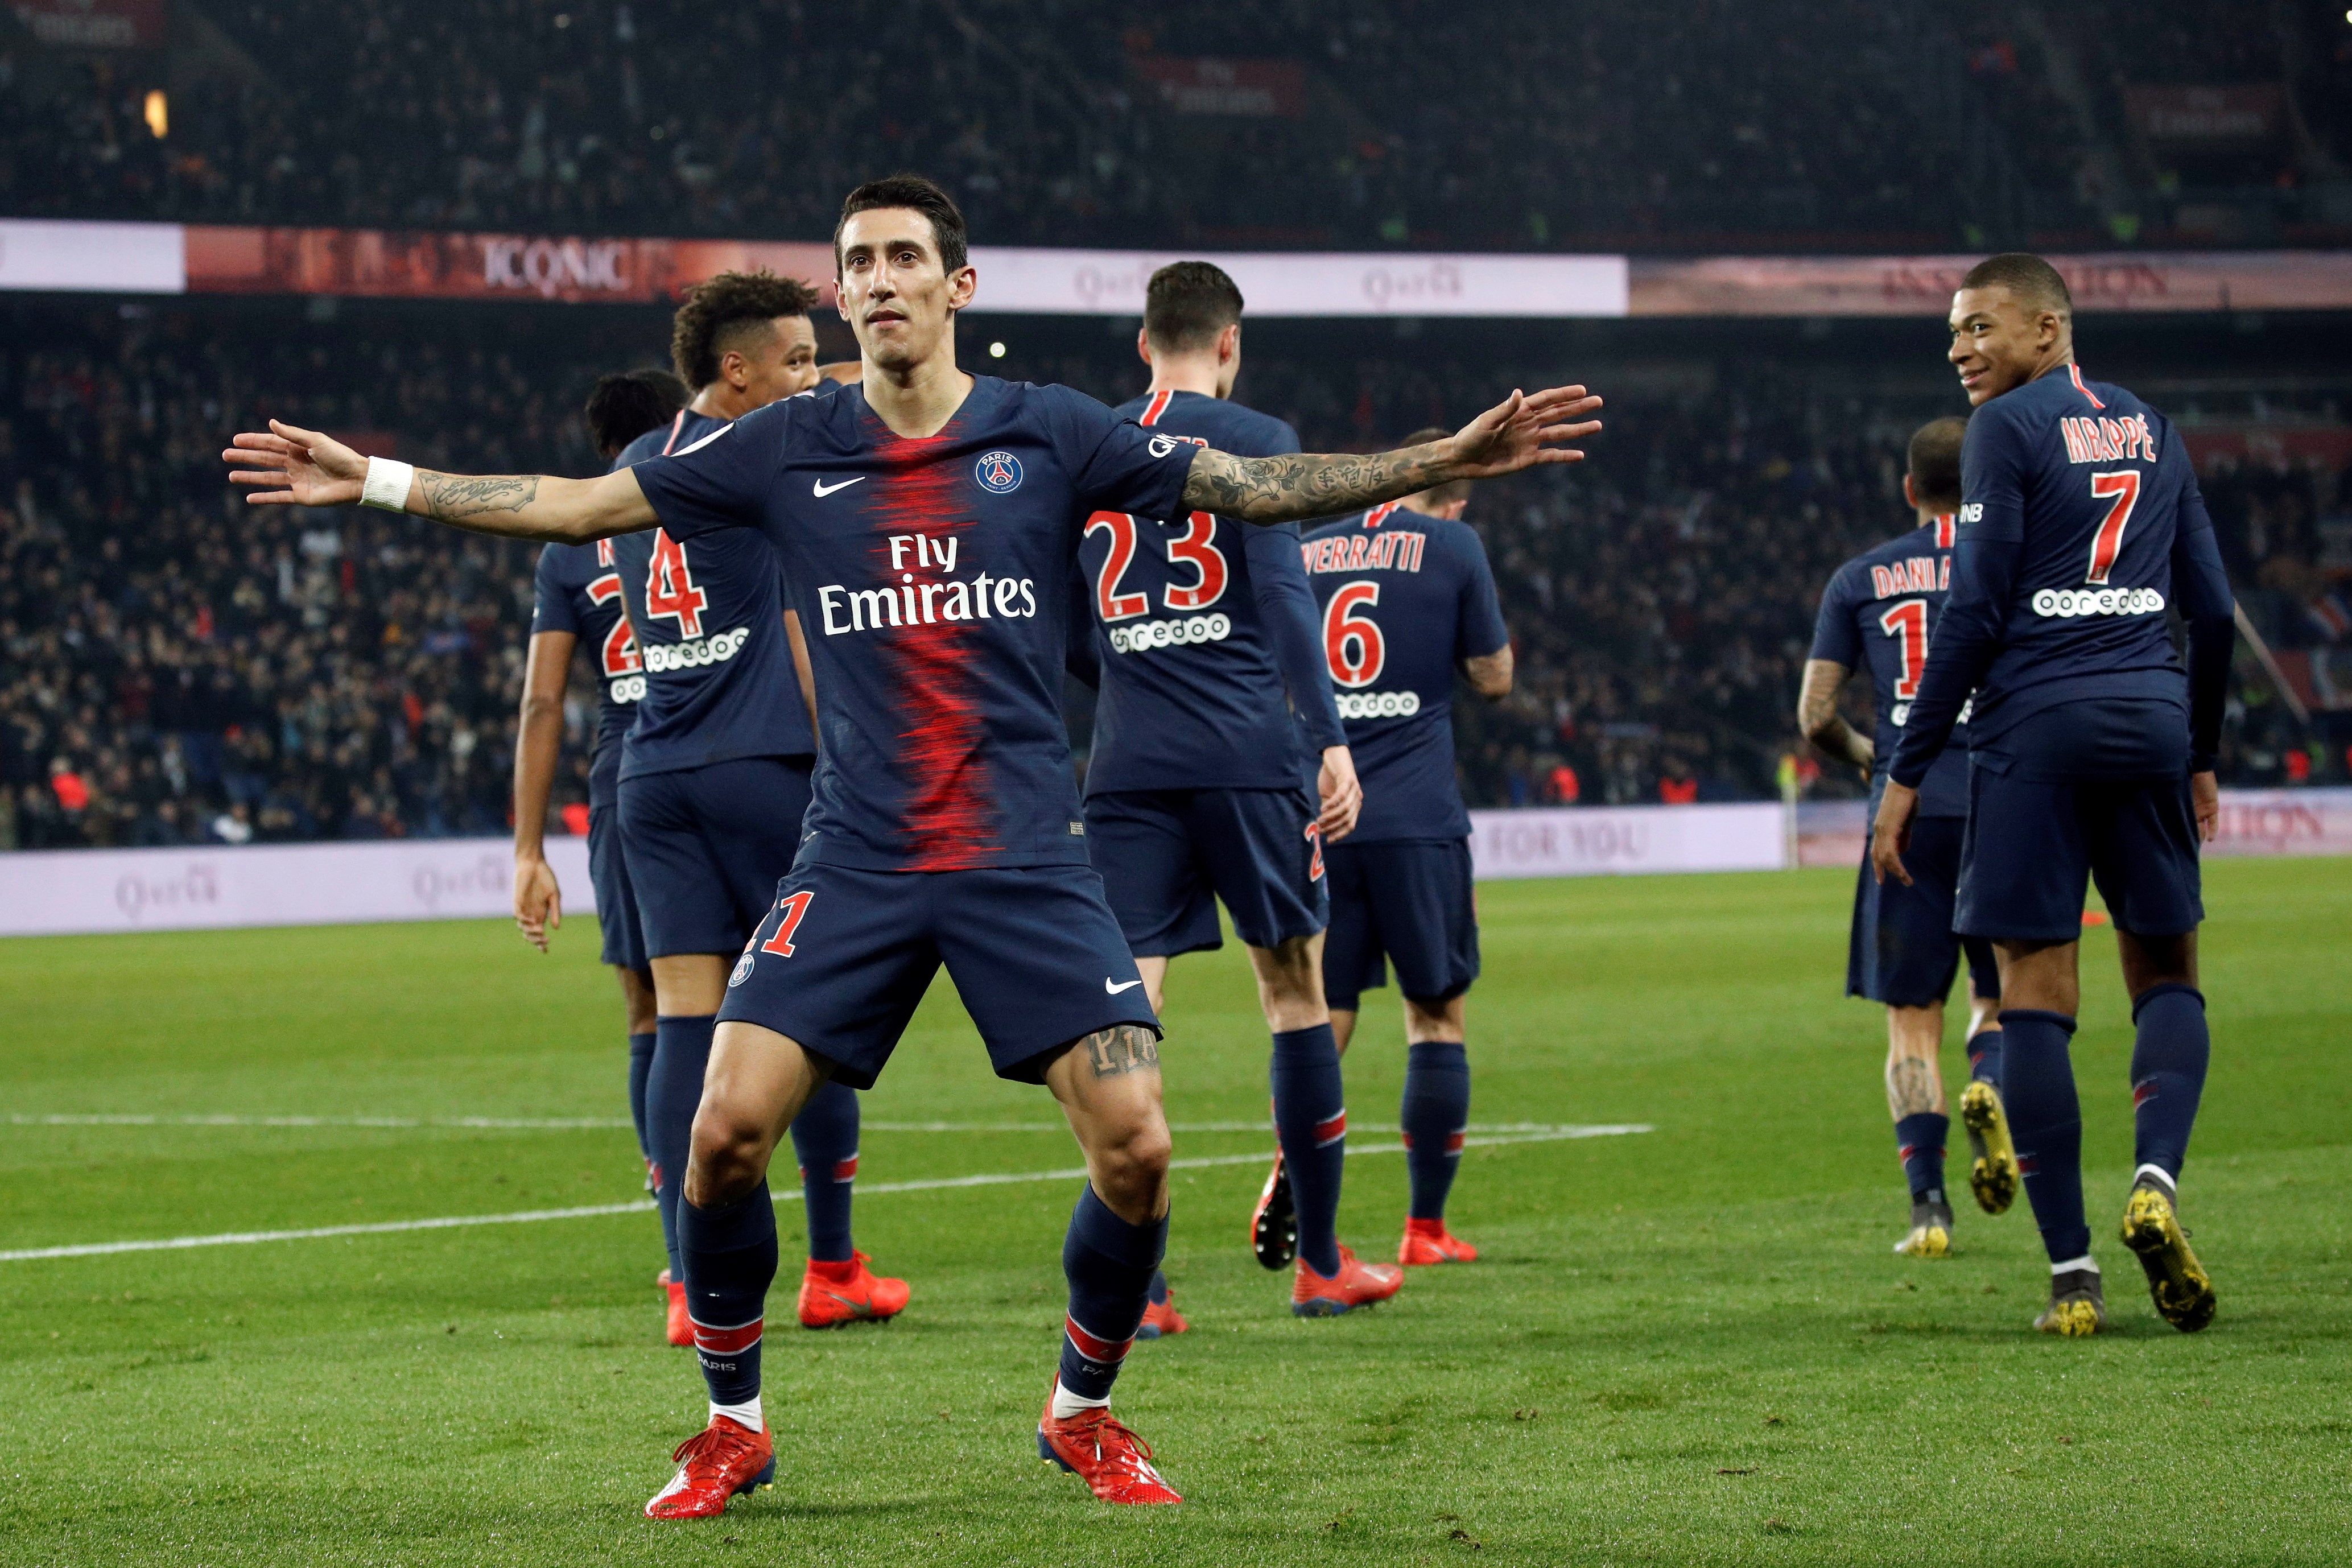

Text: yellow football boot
xmin=1959 ymin=1080 xmax=2019 ymax=1216
xmin=1893 ymin=1199 xmax=1954 ymax=1258
xmin=2033 ymin=1265 xmax=2107 ymax=1336
xmin=2120 ymin=1174 xmax=2216 ymax=1333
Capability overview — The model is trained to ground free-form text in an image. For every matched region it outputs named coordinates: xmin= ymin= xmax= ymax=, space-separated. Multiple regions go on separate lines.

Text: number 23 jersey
xmin=1809 ymin=517 xmax=1971 ymax=819
xmin=609 ymin=407 xmax=816 ymax=781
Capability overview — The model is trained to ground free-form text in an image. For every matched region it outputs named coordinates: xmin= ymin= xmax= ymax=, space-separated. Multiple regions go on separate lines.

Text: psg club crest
xmin=975 ymin=451 xmax=1024 ymax=494
xmin=728 ymin=951 xmax=755 ymax=988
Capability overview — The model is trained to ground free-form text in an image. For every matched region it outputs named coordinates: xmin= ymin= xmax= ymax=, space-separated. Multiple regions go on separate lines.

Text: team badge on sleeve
xmin=975 ymin=451 xmax=1024 ymax=493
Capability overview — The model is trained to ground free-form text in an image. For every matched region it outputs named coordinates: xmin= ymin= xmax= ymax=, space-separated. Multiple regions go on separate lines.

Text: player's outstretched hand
xmin=1870 ymin=781 xmax=1918 ymax=886
xmin=1445 ymin=386 xmax=1604 ymax=480
xmin=1317 ymin=745 xmax=1363 ymax=843
xmin=2190 ymin=770 xmax=2220 ymax=843
xmin=514 ymin=853 xmax=562 ymax=952
xmin=224 ymin=420 xmax=369 ymax=507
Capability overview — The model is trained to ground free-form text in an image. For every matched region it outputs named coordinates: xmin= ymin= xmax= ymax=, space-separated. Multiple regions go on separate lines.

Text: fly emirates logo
xmin=816 ymin=531 xmax=1039 ymax=636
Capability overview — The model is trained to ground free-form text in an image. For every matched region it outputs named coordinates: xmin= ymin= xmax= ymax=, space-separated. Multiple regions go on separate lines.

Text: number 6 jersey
xmin=608 ymin=406 xmax=817 ymax=781
xmin=1301 ymin=501 xmax=1508 ymax=843
xmin=1809 ymin=515 xmax=1970 ymax=819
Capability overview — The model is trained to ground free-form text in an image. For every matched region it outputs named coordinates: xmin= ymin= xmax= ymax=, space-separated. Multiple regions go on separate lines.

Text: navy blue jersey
xmin=632 ymin=377 xmax=1198 ymax=872
xmin=529 ymin=538 xmax=642 ymax=806
xmin=1889 ymin=365 xmax=2236 ymax=787
xmin=609 ymin=407 xmax=816 ymax=780
xmin=1300 ymin=502 xmax=1509 ymax=842
xmin=1808 ymin=515 xmax=1973 ymax=819
xmin=1075 ymin=389 xmax=1344 ymax=794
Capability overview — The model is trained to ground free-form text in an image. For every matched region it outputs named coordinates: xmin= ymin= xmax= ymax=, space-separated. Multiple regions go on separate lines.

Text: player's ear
xmin=1218 ymin=322 xmax=1241 ymax=365
xmin=1903 ymin=472 xmax=1917 ymax=509
xmin=947 ymin=264 xmax=979 ymax=313
xmin=1136 ymin=327 xmax=1154 ymax=366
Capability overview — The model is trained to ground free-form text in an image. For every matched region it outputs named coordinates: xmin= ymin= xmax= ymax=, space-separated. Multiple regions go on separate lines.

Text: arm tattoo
xmin=1078 ymin=1025 xmax=1161 ymax=1079
xmin=418 ymin=472 xmax=541 ymax=523
xmin=1183 ymin=444 xmax=1446 ymax=526
xmin=1885 ymin=1056 xmax=1942 ymax=1119
xmin=1797 ymin=660 xmax=1872 ymax=770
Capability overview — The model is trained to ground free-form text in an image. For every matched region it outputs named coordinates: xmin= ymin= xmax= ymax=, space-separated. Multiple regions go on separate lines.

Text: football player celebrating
xmin=1801 ymin=416 xmax=2015 ymax=1259
xmin=225 ymin=172 xmax=1603 ymax=1513
xmin=1876 ymin=254 xmax=2235 ymax=1337
xmin=1299 ymin=443 xmax=1511 ymax=1266
xmin=1073 ymin=261 xmax=1396 ymax=1324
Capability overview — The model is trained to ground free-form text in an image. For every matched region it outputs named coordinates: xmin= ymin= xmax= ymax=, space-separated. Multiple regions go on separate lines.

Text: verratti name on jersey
xmin=1808 ymin=515 xmax=1972 ymax=818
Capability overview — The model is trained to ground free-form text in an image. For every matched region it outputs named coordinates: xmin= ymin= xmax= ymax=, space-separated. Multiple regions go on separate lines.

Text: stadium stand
xmin=3 ymin=299 xmax=2343 ymax=849
xmin=3 ymin=0 xmax=2347 ymax=250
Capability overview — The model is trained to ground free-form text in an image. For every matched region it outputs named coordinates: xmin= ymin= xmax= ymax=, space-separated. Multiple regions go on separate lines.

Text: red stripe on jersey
xmin=2067 ymin=365 xmax=2105 ymax=411
xmin=691 ymin=1316 xmax=765 ymax=1355
xmin=1139 ymin=389 xmax=1173 ymax=427
xmin=1313 ymin=1110 xmax=1347 ymax=1148
xmin=1365 ymin=501 xmax=1402 ymax=529
xmin=873 ymin=428 xmax=1001 ymax=870
xmin=1063 ymin=1313 xmax=1133 ymax=1364
xmin=596 ymin=538 xmax=615 ymax=568
xmin=1934 ymin=512 xmax=1955 ymax=548
xmin=658 ymin=408 xmax=688 ymax=455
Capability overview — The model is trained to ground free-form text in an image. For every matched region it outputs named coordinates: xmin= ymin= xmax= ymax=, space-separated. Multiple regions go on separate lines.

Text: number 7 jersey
xmin=1809 ymin=515 xmax=1971 ymax=818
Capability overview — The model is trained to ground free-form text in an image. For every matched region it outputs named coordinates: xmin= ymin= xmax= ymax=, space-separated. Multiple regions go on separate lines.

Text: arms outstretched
xmin=225 ymin=420 xmax=657 ymax=542
xmin=1182 ymin=386 xmax=1602 ymax=524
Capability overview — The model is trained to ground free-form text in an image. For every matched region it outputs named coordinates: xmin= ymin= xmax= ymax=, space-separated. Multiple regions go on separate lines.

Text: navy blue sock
xmin=626 ymin=1030 xmax=657 ymax=1165
xmin=1893 ymin=1112 xmax=1950 ymax=1204
xmin=1966 ymin=1026 xmax=2004 ymax=1089
xmin=1147 ymin=1269 xmax=1170 ymax=1306
xmin=2002 ymin=1009 xmax=2090 ymax=1262
xmin=679 ymin=1182 xmax=778 ymax=1409
xmin=1270 ymin=1024 xmax=1347 ymax=1277
xmin=1400 ymin=1041 xmax=1471 ymax=1221
xmin=789 ymin=1078 xmax=860 ymax=1264
xmin=1057 ymin=1186 xmax=1167 ymax=1401
xmin=646 ymin=1014 xmax=716 ymax=1281
xmin=2130 ymin=983 xmax=2210 ymax=1180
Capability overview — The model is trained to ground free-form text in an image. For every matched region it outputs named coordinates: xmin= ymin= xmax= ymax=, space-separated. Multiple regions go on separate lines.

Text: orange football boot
xmin=1038 ymin=1391 xmax=1182 ymax=1504
xmin=1137 ymin=1290 xmax=1190 ymax=1339
xmin=1292 ymin=1244 xmax=1405 ymax=1316
xmin=797 ymin=1251 xmax=910 ymax=1329
xmin=663 ymin=1277 xmax=694 ymax=1347
xmin=643 ymin=1417 xmax=775 ymax=1520
xmin=1398 ymin=1218 xmax=1479 ymax=1265
xmin=1249 ymin=1148 xmax=1297 ymax=1270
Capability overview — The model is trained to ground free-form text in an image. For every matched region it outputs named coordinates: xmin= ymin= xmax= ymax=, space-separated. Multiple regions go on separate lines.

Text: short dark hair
xmin=1962 ymin=252 xmax=2072 ymax=319
xmin=1907 ymin=416 xmax=1968 ymax=510
xmin=1403 ymin=426 xmax=1474 ymax=509
xmin=583 ymin=368 xmax=687 ymax=460
xmin=835 ymin=174 xmax=969 ymax=277
xmin=669 ymin=270 xmax=820 ymax=391
xmin=1144 ymin=262 xmax=1245 ymax=353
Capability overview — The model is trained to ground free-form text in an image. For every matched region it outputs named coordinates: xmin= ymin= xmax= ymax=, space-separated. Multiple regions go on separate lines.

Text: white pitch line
xmin=0 ymin=1125 xmax=1649 ymax=1264
xmin=10 ymin=1115 xmax=1611 ymax=1136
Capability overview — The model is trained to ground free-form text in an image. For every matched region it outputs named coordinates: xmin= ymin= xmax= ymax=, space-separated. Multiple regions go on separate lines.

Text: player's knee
xmin=1091 ymin=1116 xmax=1172 ymax=1202
xmin=687 ymin=1101 xmax=772 ymax=1196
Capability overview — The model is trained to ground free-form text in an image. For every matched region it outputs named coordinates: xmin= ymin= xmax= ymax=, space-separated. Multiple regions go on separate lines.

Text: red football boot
xmin=664 ymin=1277 xmax=694 ymax=1347
xmin=797 ymin=1251 xmax=910 ymax=1329
xmin=643 ymin=1417 xmax=775 ymax=1520
xmin=1398 ymin=1218 xmax=1479 ymax=1266
xmin=1249 ymin=1148 xmax=1297 ymax=1270
xmin=1037 ymin=1392 xmax=1182 ymax=1505
xmin=1136 ymin=1291 xmax=1190 ymax=1339
xmin=1292 ymin=1244 xmax=1405 ymax=1317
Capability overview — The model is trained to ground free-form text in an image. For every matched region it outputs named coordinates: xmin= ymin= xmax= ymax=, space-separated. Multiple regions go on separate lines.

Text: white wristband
xmin=360 ymin=456 xmax=416 ymax=511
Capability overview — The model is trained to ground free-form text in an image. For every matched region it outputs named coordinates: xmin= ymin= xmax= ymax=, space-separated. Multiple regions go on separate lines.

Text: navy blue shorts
xmin=1848 ymin=815 xmax=1999 ymax=1008
xmin=720 ymin=861 xmax=1160 ymax=1091
xmin=618 ymin=755 xmax=814 ymax=960
xmin=1084 ymin=786 xmax=1328 ymax=955
xmin=1957 ymin=763 xmax=2204 ymax=944
xmin=587 ymin=798 xmax=648 ymax=972
xmin=1322 ymin=839 xmax=1479 ymax=1012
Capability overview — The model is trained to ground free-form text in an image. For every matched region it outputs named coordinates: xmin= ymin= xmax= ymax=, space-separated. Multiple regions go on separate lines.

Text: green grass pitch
xmin=2 ymin=859 xmax=2347 ymax=1565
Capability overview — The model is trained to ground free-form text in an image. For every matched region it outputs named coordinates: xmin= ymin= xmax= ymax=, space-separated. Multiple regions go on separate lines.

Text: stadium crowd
xmin=4 ymin=300 xmax=2341 ymax=851
xmin=4 ymin=0 xmax=2346 ymax=251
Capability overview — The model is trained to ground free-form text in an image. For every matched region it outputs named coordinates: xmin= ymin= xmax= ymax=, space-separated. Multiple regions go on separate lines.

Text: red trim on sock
xmin=1063 ymin=1313 xmax=1134 ymax=1364
xmin=691 ymin=1317 xmax=764 ymax=1355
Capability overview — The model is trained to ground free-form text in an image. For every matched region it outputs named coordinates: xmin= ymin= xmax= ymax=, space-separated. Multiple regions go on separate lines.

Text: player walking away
xmin=1802 ymin=416 xmax=2016 ymax=1260
xmin=223 ymin=171 xmax=1602 ymax=1514
xmin=1876 ymin=254 xmax=2235 ymax=1337
xmin=1073 ymin=261 xmax=1396 ymax=1325
xmin=608 ymin=272 xmax=906 ymax=1346
xmin=1300 ymin=439 xmax=1511 ymax=1266
xmin=512 ymin=368 xmax=683 ymax=1262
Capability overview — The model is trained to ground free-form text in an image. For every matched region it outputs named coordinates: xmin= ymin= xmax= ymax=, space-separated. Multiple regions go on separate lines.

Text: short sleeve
xmin=1047 ymin=387 xmax=1197 ymax=523
xmin=530 ymin=545 xmax=581 ymax=636
xmin=632 ymin=402 xmax=791 ymax=542
xmin=1453 ymin=527 xmax=1510 ymax=662
xmin=1808 ymin=566 xmax=1862 ymax=666
xmin=1959 ymin=403 xmax=2027 ymax=545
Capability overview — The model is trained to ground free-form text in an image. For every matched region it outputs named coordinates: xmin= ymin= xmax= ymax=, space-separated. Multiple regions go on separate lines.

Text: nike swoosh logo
xmin=1105 ymin=978 xmax=1144 ymax=994
xmin=812 ymin=476 xmax=866 ymax=497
